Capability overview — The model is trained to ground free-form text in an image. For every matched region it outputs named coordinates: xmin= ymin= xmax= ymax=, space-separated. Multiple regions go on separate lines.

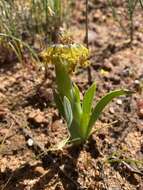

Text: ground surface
xmin=0 ymin=1 xmax=143 ymax=190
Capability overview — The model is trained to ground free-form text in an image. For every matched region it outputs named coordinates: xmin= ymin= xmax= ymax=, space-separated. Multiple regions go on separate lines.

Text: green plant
xmin=41 ymin=44 xmax=130 ymax=144
xmin=0 ymin=0 xmax=69 ymax=42
xmin=0 ymin=0 xmax=38 ymax=64
xmin=27 ymin=0 xmax=68 ymax=40
xmin=0 ymin=33 xmax=40 ymax=64
xmin=0 ymin=0 xmax=61 ymax=63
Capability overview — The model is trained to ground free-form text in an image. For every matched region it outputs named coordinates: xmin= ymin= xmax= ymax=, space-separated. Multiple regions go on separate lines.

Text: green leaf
xmin=72 ymin=83 xmax=82 ymax=126
xmin=80 ymin=112 xmax=90 ymax=139
xmin=63 ymin=96 xmax=73 ymax=127
xmin=54 ymin=0 xmax=61 ymax=16
xmin=68 ymin=120 xmax=81 ymax=141
xmin=82 ymin=82 xmax=96 ymax=115
xmin=88 ymin=89 xmax=130 ymax=135
xmin=54 ymin=91 xmax=64 ymax=117
xmin=73 ymin=83 xmax=81 ymax=103
xmin=75 ymin=82 xmax=96 ymax=140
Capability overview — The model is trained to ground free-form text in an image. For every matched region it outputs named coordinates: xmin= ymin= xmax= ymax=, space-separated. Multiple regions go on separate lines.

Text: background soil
xmin=0 ymin=0 xmax=143 ymax=190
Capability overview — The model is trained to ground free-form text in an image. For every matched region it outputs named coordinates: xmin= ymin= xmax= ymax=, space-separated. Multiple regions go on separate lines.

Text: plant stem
xmin=85 ymin=0 xmax=92 ymax=85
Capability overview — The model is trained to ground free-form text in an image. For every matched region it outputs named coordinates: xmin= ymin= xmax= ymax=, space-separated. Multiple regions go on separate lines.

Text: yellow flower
xmin=40 ymin=44 xmax=90 ymax=72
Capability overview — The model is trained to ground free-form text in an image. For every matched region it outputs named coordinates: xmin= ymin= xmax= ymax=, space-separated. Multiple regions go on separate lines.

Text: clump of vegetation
xmin=0 ymin=0 xmax=69 ymax=64
xmin=0 ymin=0 xmax=69 ymax=39
xmin=41 ymin=44 xmax=130 ymax=144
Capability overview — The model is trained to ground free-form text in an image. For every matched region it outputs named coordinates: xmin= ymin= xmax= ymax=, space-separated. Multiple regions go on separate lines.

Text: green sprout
xmin=41 ymin=44 xmax=130 ymax=144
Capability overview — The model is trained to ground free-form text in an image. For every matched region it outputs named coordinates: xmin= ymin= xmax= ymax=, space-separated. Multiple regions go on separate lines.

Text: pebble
xmin=27 ymin=138 xmax=34 ymax=146
xmin=34 ymin=166 xmax=46 ymax=175
xmin=139 ymin=109 xmax=143 ymax=117
xmin=134 ymin=80 xmax=140 ymax=85
xmin=109 ymin=107 xmax=115 ymax=114
xmin=116 ymin=99 xmax=122 ymax=105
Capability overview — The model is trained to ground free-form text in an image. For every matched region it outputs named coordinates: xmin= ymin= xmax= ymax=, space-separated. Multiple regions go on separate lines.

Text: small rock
xmin=134 ymin=80 xmax=140 ymax=85
xmin=116 ymin=99 xmax=122 ymax=105
xmin=27 ymin=138 xmax=34 ymax=146
xmin=139 ymin=109 xmax=143 ymax=116
xmin=34 ymin=166 xmax=46 ymax=175
xmin=109 ymin=107 xmax=115 ymax=114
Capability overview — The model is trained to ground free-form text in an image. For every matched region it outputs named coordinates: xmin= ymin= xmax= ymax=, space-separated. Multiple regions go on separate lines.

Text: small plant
xmin=41 ymin=44 xmax=130 ymax=144
xmin=0 ymin=33 xmax=39 ymax=64
xmin=0 ymin=0 xmax=69 ymax=43
xmin=0 ymin=0 xmax=71 ymax=65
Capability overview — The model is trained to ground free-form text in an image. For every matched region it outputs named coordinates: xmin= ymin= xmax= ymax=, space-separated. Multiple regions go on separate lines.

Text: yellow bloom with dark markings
xmin=40 ymin=44 xmax=90 ymax=72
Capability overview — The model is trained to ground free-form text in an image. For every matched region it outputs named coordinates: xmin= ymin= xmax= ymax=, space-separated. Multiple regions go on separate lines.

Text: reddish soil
xmin=0 ymin=1 xmax=143 ymax=190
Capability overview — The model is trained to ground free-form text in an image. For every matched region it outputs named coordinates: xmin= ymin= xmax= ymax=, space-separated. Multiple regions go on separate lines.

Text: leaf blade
xmin=73 ymin=83 xmax=81 ymax=103
xmin=76 ymin=82 xmax=96 ymax=139
xmin=63 ymin=96 xmax=73 ymax=127
xmin=82 ymin=82 xmax=96 ymax=115
xmin=88 ymin=89 xmax=130 ymax=134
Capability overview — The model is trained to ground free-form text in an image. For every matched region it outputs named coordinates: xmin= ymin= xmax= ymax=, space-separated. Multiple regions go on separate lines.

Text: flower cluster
xmin=40 ymin=44 xmax=90 ymax=72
